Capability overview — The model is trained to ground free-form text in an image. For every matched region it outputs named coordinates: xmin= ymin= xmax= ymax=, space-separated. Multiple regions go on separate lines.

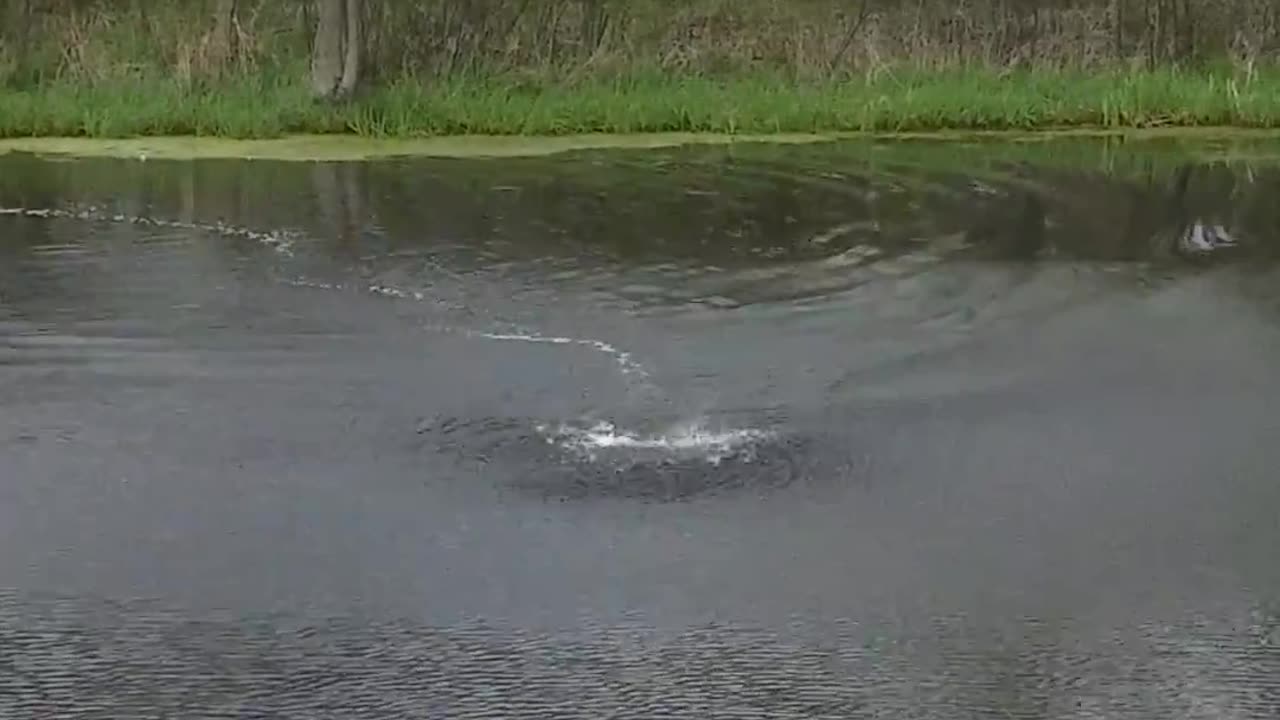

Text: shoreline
xmin=4 ymin=68 xmax=1280 ymax=146
xmin=3 ymin=128 xmax=1280 ymax=162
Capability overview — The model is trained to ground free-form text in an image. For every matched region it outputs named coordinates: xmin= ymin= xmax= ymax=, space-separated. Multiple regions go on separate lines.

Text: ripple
xmin=414 ymin=413 xmax=810 ymax=502
xmin=517 ymin=438 xmax=813 ymax=503
xmin=1 ymin=594 xmax=1277 ymax=719
xmin=0 ymin=204 xmax=298 ymax=255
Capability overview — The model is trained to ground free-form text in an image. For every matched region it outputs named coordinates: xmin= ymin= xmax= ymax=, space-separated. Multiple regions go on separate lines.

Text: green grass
xmin=4 ymin=66 xmax=1280 ymax=139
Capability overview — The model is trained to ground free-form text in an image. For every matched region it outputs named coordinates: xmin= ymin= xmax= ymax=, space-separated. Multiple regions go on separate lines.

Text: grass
xmin=3 ymin=66 xmax=1280 ymax=139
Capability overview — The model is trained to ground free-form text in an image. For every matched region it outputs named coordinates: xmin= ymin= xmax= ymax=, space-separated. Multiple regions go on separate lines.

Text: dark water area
xmin=2 ymin=137 xmax=1280 ymax=718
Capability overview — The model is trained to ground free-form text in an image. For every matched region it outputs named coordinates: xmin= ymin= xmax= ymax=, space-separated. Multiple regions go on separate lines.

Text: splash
xmin=0 ymin=204 xmax=297 ymax=255
xmin=368 ymin=283 xmax=427 ymax=302
xmin=280 ymin=278 xmax=344 ymax=291
xmin=1179 ymin=221 xmax=1237 ymax=254
xmin=539 ymin=419 xmax=772 ymax=464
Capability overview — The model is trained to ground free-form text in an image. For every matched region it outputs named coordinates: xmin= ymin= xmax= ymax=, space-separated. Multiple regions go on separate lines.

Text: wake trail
xmin=282 ymin=276 xmax=654 ymax=385
xmin=0 ymin=205 xmax=297 ymax=255
xmin=4 ymin=203 xmax=649 ymax=382
xmin=6 ymin=204 xmax=657 ymax=393
xmin=5 ymin=203 xmax=775 ymax=463
xmin=465 ymin=331 xmax=650 ymax=381
xmin=288 ymin=279 xmax=652 ymax=382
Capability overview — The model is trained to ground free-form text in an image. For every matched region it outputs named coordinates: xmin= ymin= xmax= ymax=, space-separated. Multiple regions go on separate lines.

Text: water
xmin=2 ymin=137 xmax=1280 ymax=718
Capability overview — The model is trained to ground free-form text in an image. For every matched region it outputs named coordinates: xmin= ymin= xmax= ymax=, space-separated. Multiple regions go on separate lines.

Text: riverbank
xmin=3 ymin=68 xmax=1280 ymax=140
xmin=6 ymin=127 xmax=1280 ymax=165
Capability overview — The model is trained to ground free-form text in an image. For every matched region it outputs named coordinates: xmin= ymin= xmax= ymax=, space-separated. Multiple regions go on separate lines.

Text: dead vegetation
xmin=1 ymin=0 xmax=1278 ymax=87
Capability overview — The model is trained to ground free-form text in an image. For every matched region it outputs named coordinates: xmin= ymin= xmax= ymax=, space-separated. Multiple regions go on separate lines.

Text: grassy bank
xmin=4 ymin=67 xmax=1280 ymax=139
xmin=3 ymin=2 xmax=1280 ymax=138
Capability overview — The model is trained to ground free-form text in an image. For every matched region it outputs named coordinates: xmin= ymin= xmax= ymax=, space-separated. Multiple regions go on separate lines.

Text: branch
xmin=829 ymin=0 xmax=873 ymax=72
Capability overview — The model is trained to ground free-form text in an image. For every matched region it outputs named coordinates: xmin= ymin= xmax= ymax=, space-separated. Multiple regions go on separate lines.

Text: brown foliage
xmin=3 ymin=0 xmax=1278 ymax=85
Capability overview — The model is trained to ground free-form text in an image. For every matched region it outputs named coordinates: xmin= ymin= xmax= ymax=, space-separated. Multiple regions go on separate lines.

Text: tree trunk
xmin=213 ymin=0 xmax=238 ymax=72
xmin=339 ymin=0 xmax=362 ymax=97
xmin=2 ymin=0 xmax=31 ymax=69
xmin=1111 ymin=0 xmax=1124 ymax=61
xmin=311 ymin=0 xmax=362 ymax=101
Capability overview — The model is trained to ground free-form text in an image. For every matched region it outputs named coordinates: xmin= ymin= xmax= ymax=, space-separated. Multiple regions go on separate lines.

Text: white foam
xmin=0 ymin=204 xmax=297 ymax=255
xmin=281 ymin=278 xmax=344 ymax=291
xmin=1180 ymin=221 xmax=1237 ymax=254
xmin=540 ymin=419 xmax=771 ymax=464
xmin=368 ymin=284 xmax=427 ymax=302
xmin=468 ymin=330 xmax=650 ymax=381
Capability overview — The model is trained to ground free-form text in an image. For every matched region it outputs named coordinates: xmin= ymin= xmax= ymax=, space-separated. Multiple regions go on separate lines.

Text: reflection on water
xmin=4 ymin=138 xmax=1275 ymax=322
xmin=3 ymin=137 xmax=1280 ymax=718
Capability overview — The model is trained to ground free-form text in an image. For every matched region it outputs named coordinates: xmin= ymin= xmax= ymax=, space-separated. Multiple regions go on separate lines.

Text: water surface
xmin=2 ymin=137 xmax=1280 ymax=718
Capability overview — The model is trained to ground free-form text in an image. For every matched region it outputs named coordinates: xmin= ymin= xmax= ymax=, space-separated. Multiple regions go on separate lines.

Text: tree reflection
xmin=4 ymin=140 xmax=1280 ymax=283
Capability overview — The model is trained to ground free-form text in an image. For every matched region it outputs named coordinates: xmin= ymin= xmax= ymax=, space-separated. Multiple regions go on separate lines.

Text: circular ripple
xmin=517 ymin=433 xmax=815 ymax=502
xmin=416 ymin=415 xmax=817 ymax=502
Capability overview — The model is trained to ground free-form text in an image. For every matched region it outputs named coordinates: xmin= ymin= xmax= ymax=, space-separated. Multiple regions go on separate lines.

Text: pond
xmin=2 ymin=135 xmax=1279 ymax=718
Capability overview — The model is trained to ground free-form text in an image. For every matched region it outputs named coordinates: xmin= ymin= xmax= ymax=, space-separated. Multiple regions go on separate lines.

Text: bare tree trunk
xmin=1 ymin=0 xmax=15 ymax=37
xmin=213 ymin=0 xmax=238 ymax=72
xmin=311 ymin=0 xmax=362 ymax=100
xmin=311 ymin=0 xmax=345 ymax=98
xmin=338 ymin=0 xmax=362 ymax=97
xmin=2 ymin=0 xmax=32 ymax=69
xmin=1111 ymin=0 xmax=1124 ymax=61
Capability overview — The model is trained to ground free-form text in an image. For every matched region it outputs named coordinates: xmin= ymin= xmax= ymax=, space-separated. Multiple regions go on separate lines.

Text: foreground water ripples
xmin=2 ymin=595 xmax=1278 ymax=720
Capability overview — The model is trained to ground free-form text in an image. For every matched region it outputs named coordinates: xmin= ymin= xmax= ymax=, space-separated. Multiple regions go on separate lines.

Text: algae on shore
xmin=0 ymin=133 xmax=841 ymax=162
xmin=4 ymin=128 xmax=1280 ymax=163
